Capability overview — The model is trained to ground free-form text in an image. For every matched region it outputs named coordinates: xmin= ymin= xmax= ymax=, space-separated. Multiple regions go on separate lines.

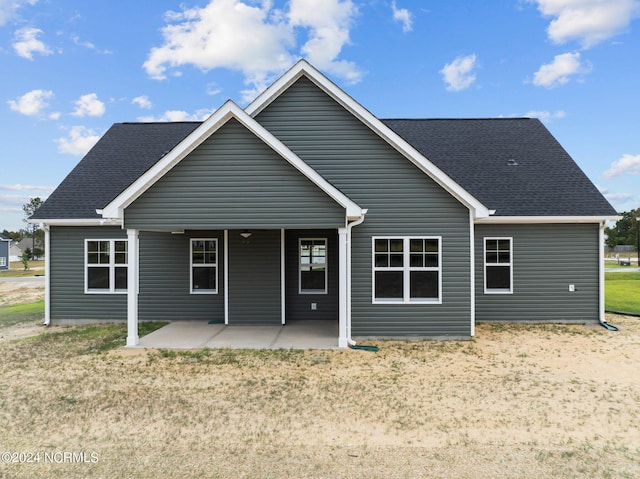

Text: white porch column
xmin=43 ymin=224 xmax=51 ymax=326
xmin=338 ymin=227 xmax=349 ymax=348
xmin=126 ymin=228 xmax=139 ymax=347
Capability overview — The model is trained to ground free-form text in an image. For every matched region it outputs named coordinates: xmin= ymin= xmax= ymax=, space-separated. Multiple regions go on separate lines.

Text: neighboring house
xmin=0 ymin=235 xmax=10 ymax=270
xmin=9 ymin=243 xmax=22 ymax=263
xmin=16 ymin=238 xmax=44 ymax=260
xmin=30 ymin=61 xmax=617 ymax=347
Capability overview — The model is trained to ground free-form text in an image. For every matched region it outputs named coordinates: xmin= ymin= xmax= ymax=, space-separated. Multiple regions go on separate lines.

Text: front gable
xmin=124 ymin=117 xmax=347 ymax=230
xmin=101 ymin=101 xmax=363 ymax=229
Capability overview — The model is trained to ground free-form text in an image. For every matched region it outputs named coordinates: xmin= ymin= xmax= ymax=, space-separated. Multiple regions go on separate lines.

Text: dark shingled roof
xmin=32 ymin=122 xmax=200 ymax=220
xmin=32 ymin=117 xmax=615 ymax=220
xmin=382 ymin=118 xmax=616 ymax=217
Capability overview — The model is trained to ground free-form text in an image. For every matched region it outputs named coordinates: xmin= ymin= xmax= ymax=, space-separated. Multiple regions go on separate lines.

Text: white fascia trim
xmin=29 ymin=218 xmax=123 ymax=227
xmin=475 ymin=215 xmax=620 ymax=224
xmin=101 ymin=99 xmax=362 ymax=221
xmin=246 ymin=59 xmax=490 ymax=218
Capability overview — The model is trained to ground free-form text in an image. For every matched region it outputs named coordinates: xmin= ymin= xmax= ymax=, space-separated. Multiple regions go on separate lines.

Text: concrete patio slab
xmin=134 ymin=320 xmax=338 ymax=350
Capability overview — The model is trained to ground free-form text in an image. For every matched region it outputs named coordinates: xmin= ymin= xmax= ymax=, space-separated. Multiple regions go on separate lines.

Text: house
xmin=9 ymin=242 xmax=22 ymax=263
xmin=30 ymin=60 xmax=617 ymax=347
xmin=0 ymin=235 xmax=10 ymax=270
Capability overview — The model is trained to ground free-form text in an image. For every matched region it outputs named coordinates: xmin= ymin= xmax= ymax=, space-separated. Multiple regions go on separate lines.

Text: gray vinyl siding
xmin=124 ymin=118 xmax=345 ymax=230
xmin=138 ymin=231 xmax=224 ymax=321
xmin=285 ymin=230 xmax=338 ymax=321
xmin=49 ymin=226 xmax=127 ymax=321
xmin=257 ymin=77 xmax=472 ymax=337
xmin=475 ymin=224 xmax=600 ymax=322
xmin=228 ymin=230 xmax=281 ymax=324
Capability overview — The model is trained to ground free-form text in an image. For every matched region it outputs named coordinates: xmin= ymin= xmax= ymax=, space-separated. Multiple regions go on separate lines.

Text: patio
xmin=135 ymin=320 xmax=339 ymax=349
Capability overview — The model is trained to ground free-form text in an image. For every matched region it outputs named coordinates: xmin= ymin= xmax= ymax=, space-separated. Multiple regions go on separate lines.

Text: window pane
xmin=88 ymin=253 xmax=99 ymax=264
xmin=410 ymin=271 xmax=439 ymax=299
xmin=98 ymin=252 xmax=110 ymax=264
xmin=498 ymin=251 xmax=510 ymax=263
xmin=410 ymin=239 xmax=424 ymax=252
xmin=425 ymin=254 xmax=438 ymax=268
xmin=204 ymin=252 xmax=216 ymax=264
xmin=390 ymin=254 xmax=403 ymax=267
xmin=115 ymin=267 xmax=128 ymax=290
xmin=193 ymin=267 xmax=216 ymax=291
xmin=192 ymin=252 xmax=204 ymax=264
xmin=301 ymin=269 xmax=326 ymax=291
xmin=487 ymin=265 xmax=511 ymax=289
xmin=375 ymin=254 xmax=388 ymax=267
xmin=87 ymin=267 xmax=109 ymax=290
xmin=486 ymin=239 xmax=498 ymax=252
xmin=87 ymin=241 xmax=98 ymax=253
xmin=410 ymin=254 xmax=423 ymax=267
xmin=498 ymin=239 xmax=511 ymax=251
xmin=115 ymin=252 xmax=127 ymax=264
xmin=375 ymin=271 xmax=403 ymax=299
xmin=375 ymin=239 xmax=388 ymax=253
xmin=486 ymin=251 xmax=498 ymax=264
xmin=425 ymin=239 xmax=439 ymax=252
xmin=390 ymin=239 xmax=403 ymax=252
xmin=115 ymin=241 xmax=127 ymax=253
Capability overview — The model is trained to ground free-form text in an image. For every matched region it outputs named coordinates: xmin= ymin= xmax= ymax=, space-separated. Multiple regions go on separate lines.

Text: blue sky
xmin=1 ymin=0 xmax=639 ymax=231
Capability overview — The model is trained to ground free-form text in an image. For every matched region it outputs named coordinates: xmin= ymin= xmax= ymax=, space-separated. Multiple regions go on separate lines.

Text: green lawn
xmin=605 ymin=271 xmax=640 ymax=314
xmin=0 ymin=300 xmax=45 ymax=329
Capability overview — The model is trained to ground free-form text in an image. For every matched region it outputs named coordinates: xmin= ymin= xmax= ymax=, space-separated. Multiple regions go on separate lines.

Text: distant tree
xmin=605 ymin=208 xmax=640 ymax=249
xmin=22 ymin=197 xmax=44 ymax=260
xmin=1 ymin=229 xmax=21 ymax=241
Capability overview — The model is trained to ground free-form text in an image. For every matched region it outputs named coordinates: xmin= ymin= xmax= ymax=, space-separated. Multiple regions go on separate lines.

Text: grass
xmin=0 ymin=315 xmax=639 ymax=478
xmin=605 ymin=271 xmax=640 ymax=314
xmin=1 ymin=260 xmax=45 ymax=277
xmin=0 ymin=300 xmax=45 ymax=328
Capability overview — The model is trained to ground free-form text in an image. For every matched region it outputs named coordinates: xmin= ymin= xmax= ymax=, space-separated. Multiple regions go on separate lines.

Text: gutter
xmin=43 ymin=224 xmax=51 ymax=326
xmin=345 ymin=210 xmax=367 ymax=347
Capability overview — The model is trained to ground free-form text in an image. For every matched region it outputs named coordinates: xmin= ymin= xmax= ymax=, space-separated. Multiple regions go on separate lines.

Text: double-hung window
xmin=191 ymin=239 xmax=218 ymax=294
xmin=85 ymin=239 xmax=128 ymax=293
xmin=373 ymin=237 xmax=441 ymax=303
xmin=299 ymin=238 xmax=327 ymax=294
xmin=0 ymin=257 xmax=6 ymax=267
xmin=484 ymin=237 xmax=513 ymax=293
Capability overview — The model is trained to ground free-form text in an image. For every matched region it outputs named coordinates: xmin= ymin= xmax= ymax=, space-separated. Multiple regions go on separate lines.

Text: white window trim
xmin=84 ymin=239 xmax=128 ymax=294
xmin=372 ymin=236 xmax=442 ymax=305
xmin=484 ymin=236 xmax=513 ymax=294
xmin=190 ymin=238 xmax=218 ymax=295
xmin=299 ymin=238 xmax=328 ymax=295
xmin=0 ymin=257 xmax=6 ymax=267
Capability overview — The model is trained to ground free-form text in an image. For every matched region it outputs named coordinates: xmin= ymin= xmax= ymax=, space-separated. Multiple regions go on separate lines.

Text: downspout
xmin=346 ymin=210 xmax=367 ymax=347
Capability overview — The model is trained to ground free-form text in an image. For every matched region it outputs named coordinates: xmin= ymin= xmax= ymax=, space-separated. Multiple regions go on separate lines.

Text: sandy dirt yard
xmin=0 ymin=280 xmax=638 ymax=478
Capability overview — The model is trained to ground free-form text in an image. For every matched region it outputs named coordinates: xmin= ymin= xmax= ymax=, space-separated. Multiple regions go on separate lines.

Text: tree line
xmin=605 ymin=208 xmax=640 ymax=249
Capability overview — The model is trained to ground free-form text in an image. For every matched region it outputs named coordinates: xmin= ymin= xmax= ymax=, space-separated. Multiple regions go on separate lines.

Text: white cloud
xmin=532 ymin=51 xmax=590 ymax=88
xmin=289 ymin=0 xmax=362 ymax=83
xmin=206 ymin=82 xmax=222 ymax=96
xmin=391 ymin=1 xmax=413 ymax=32
xmin=525 ymin=109 xmax=566 ymax=122
xmin=0 ymin=183 xmax=54 ymax=192
xmin=72 ymin=93 xmax=105 ymax=117
xmin=55 ymin=126 xmax=101 ymax=155
xmin=12 ymin=26 xmax=53 ymax=59
xmin=531 ymin=0 xmax=640 ymax=48
xmin=603 ymin=153 xmax=640 ymax=178
xmin=440 ymin=54 xmax=477 ymax=92
xmin=132 ymin=95 xmax=152 ymax=109
xmin=143 ymin=0 xmax=361 ymax=102
xmin=137 ymin=109 xmax=215 ymax=122
xmin=0 ymin=0 xmax=38 ymax=27
xmin=605 ymin=192 xmax=635 ymax=201
xmin=7 ymin=89 xmax=53 ymax=116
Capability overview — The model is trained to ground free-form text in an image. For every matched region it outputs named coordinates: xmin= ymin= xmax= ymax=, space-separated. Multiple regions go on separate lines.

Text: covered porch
xmin=136 ymin=319 xmax=338 ymax=349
